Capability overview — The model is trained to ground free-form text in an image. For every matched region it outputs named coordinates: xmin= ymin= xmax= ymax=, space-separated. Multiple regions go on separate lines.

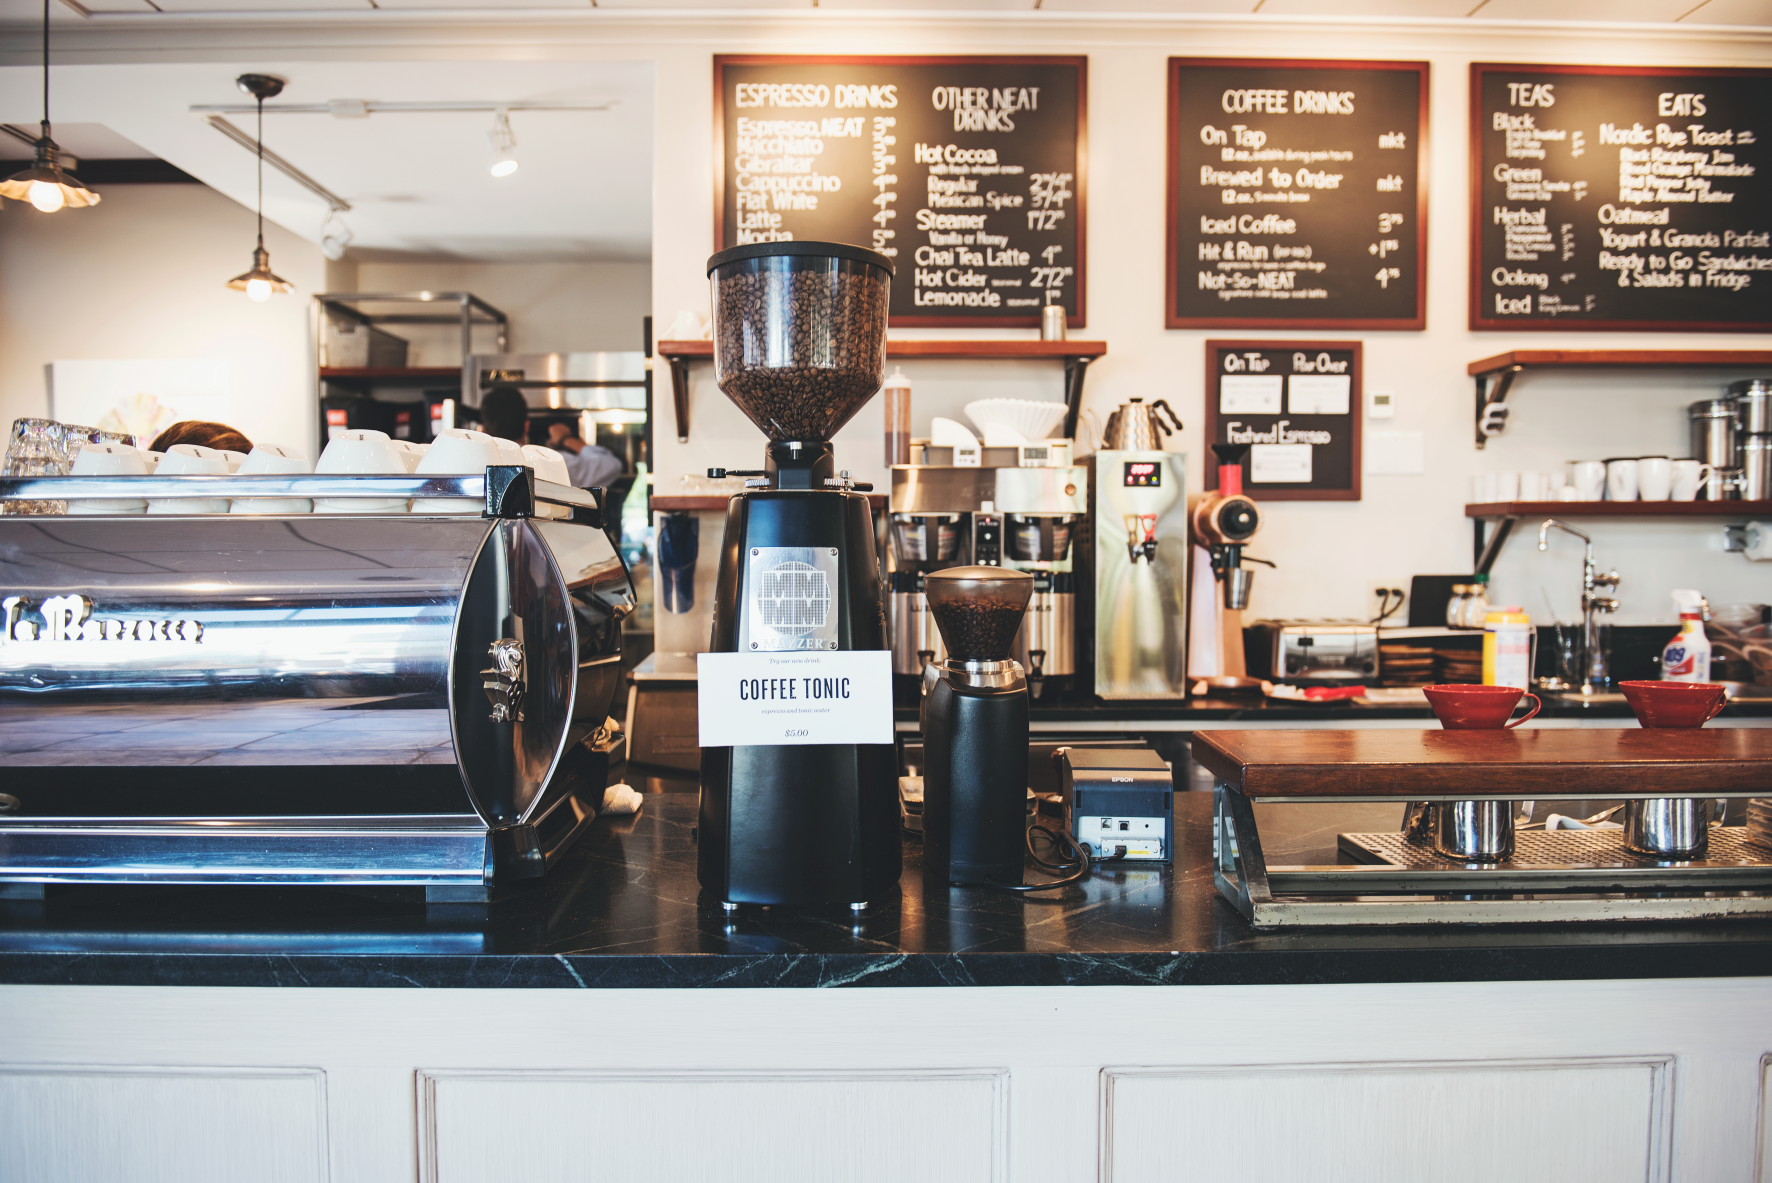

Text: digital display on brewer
xmin=1124 ymin=462 xmax=1161 ymax=487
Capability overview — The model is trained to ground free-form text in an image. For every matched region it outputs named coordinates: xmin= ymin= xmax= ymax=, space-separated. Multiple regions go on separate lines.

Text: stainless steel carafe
xmin=1101 ymin=398 xmax=1182 ymax=451
xmin=1742 ymin=434 xmax=1772 ymax=501
xmin=1729 ymin=379 xmax=1772 ymax=435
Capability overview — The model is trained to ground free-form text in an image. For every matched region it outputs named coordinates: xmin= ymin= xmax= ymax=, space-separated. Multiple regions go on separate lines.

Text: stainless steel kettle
xmin=1101 ymin=398 xmax=1181 ymax=451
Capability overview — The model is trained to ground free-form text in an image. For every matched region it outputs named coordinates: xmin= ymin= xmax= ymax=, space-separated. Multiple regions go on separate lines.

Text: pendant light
xmin=226 ymin=74 xmax=293 ymax=303
xmin=0 ymin=0 xmax=100 ymax=213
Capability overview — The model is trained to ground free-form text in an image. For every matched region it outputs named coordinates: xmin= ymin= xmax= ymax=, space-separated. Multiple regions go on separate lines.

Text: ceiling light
xmin=319 ymin=210 xmax=353 ymax=261
xmin=0 ymin=0 xmax=99 ymax=214
xmin=225 ymin=73 xmax=294 ymax=303
xmin=488 ymin=110 xmax=519 ymax=178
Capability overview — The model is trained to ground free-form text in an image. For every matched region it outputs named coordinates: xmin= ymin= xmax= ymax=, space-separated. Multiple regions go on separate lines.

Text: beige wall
xmin=0 ymin=183 xmax=323 ymax=456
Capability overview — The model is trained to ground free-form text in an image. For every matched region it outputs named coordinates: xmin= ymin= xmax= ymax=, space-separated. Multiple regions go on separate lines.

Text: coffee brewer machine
xmin=698 ymin=241 xmax=901 ymax=912
xmin=1088 ymin=449 xmax=1189 ymax=698
xmin=886 ymin=511 xmax=964 ymax=696
xmin=1189 ymin=443 xmax=1267 ymax=689
xmin=921 ymin=566 xmax=1034 ymax=886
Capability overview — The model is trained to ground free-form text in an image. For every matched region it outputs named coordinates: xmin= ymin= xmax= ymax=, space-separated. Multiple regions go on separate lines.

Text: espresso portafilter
xmin=921 ymin=566 xmax=1035 ymax=886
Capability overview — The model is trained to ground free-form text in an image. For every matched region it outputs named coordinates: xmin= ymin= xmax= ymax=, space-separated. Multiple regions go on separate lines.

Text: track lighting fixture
xmin=488 ymin=110 xmax=519 ymax=178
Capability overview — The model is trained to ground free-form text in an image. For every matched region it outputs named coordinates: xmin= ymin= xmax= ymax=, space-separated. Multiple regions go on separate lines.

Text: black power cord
xmin=983 ymin=823 xmax=1126 ymax=893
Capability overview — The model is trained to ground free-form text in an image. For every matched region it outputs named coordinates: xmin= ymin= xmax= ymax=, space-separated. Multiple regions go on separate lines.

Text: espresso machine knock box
xmin=0 ymin=467 xmax=634 ymax=899
xmin=1055 ymin=747 xmax=1174 ymax=863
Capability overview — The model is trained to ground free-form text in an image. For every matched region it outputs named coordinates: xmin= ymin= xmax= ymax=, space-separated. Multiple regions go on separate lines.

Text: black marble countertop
xmin=3 ymin=794 xmax=1769 ymax=989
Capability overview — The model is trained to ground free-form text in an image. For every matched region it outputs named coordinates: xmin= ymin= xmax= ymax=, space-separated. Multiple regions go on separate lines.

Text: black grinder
xmin=920 ymin=566 xmax=1035 ymax=886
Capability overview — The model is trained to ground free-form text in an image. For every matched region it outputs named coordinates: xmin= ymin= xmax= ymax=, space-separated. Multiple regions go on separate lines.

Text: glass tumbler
xmin=3 ymin=418 xmax=70 ymax=515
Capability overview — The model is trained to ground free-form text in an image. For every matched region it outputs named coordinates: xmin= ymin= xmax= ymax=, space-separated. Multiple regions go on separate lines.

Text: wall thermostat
xmin=1368 ymin=390 xmax=1395 ymax=420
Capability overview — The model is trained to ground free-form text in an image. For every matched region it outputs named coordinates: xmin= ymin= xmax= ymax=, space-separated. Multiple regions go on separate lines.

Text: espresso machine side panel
xmin=530 ymin=514 xmax=635 ymax=750
xmin=449 ymin=519 xmax=578 ymax=828
xmin=0 ymin=516 xmax=490 ymax=796
xmin=1093 ymin=451 xmax=1190 ymax=699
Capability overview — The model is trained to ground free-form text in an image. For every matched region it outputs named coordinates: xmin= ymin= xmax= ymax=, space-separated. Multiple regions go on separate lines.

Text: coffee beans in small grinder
xmin=924 ymin=566 xmax=1035 ymax=662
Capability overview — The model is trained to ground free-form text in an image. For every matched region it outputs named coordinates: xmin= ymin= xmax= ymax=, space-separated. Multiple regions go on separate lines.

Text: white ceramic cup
xmin=390 ymin=440 xmax=428 ymax=473
xmin=413 ymin=428 xmax=500 ymax=514
xmin=1474 ymin=472 xmax=1500 ymax=503
xmin=314 ymin=429 xmax=408 ymax=514
xmin=68 ymin=442 xmax=149 ymax=514
xmin=147 ymin=444 xmax=230 ymax=514
xmin=1519 ymin=471 xmax=1550 ymax=501
xmin=1572 ymin=460 xmax=1606 ymax=501
xmin=1671 ymin=459 xmax=1712 ymax=502
xmin=216 ymin=449 xmax=249 ymax=474
xmin=492 ymin=437 xmax=526 ymax=466
xmin=230 ymin=444 xmax=313 ymax=514
xmin=1606 ymin=458 xmax=1639 ymax=501
xmin=1557 ymin=484 xmax=1580 ymax=502
xmin=522 ymin=444 xmax=574 ymax=519
xmin=1496 ymin=471 xmax=1521 ymax=502
xmin=1637 ymin=455 xmax=1673 ymax=501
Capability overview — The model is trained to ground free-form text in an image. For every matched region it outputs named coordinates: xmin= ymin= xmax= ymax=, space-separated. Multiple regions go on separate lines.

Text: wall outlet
xmin=1368 ymin=581 xmax=1408 ymax=626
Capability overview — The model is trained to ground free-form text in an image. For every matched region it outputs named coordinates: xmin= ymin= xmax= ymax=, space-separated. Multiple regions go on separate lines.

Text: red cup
xmin=1423 ymin=684 xmax=1542 ymax=730
xmin=1618 ymin=680 xmax=1727 ymax=729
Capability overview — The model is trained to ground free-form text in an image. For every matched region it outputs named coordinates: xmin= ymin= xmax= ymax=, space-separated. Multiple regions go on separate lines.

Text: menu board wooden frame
xmin=1165 ymin=58 xmax=1429 ymax=332
xmin=712 ymin=54 xmax=1089 ymax=329
xmin=1469 ymin=62 xmax=1772 ymax=333
xmin=1202 ymin=339 xmax=1362 ymax=502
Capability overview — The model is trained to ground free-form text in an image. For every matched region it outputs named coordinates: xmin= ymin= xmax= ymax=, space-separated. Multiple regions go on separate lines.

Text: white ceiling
xmin=0 ymin=0 xmax=1764 ymax=17
xmin=0 ymin=60 xmax=654 ymax=261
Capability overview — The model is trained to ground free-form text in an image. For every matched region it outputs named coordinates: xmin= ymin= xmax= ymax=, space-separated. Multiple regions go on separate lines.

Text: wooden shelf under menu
xmin=1467 ymin=500 xmax=1772 ymax=519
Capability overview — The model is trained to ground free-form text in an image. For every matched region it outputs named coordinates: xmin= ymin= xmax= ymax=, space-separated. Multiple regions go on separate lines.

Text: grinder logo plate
xmin=744 ymin=547 xmax=840 ymax=652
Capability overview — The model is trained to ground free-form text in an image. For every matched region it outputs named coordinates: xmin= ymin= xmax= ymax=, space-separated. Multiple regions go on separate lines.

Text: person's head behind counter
xmin=148 ymin=420 xmax=253 ymax=454
xmin=478 ymin=387 xmax=530 ymax=445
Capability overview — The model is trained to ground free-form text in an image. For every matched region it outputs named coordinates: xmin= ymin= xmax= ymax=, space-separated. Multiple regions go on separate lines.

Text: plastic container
xmin=882 ymin=366 xmax=912 ymax=467
xmin=1482 ymin=605 xmax=1532 ymax=688
xmin=1662 ymin=589 xmax=1712 ymax=681
xmin=1460 ymin=575 xmax=1491 ymax=629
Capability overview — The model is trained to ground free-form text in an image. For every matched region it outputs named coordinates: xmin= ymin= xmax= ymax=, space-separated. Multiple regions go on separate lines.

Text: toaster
xmin=1243 ymin=620 xmax=1379 ymax=685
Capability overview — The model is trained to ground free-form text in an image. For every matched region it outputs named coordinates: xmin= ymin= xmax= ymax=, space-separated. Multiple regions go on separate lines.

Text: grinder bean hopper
xmin=698 ymin=241 xmax=902 ymax=913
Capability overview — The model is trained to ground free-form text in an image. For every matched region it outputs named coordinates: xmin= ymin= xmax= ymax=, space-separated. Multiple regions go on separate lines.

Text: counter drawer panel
xmin=417 ymin=1068 xmax=1007 ymax=1183
xmin=1104 ymin=1057 xmax=1670 ymax=1183
xmin=0 ymin=1065 xmax=328 ymax=1183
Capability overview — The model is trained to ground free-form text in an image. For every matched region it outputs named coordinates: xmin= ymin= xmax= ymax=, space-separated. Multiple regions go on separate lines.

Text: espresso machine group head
xmin=697 ymin=241 xmax=901 ymax=912
xmin=1190 ymin=443 xmax=1265 ymax=609
xmin=921 ymin=566 xmax=1034 ymax=886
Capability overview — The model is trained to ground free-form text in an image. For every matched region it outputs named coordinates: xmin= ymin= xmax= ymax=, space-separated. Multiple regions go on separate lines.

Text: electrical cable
xmin=981 ymin=823 xmax=1126 ymax=893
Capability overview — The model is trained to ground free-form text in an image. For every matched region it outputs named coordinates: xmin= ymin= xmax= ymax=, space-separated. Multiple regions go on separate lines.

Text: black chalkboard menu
xmin=1165 ymin=59 xmax=1427 ymax=331
xmin=1470 ymin=64 xmax=1772 ymax=332
xmin=714 ymin=55 xmax=1087 ymax=329
xmin=1202 ymin=340 xmax=1362 ymax=501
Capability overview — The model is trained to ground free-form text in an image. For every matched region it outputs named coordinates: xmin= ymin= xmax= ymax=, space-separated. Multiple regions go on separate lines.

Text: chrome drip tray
xmin=1340 ymin=826 xmax=1770 ymax=871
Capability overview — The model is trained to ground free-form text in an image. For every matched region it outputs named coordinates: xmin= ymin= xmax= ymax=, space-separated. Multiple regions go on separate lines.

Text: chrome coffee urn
xmin=920 ymin=566 xmax=1034 ymax=886
xmin=697 ymin=240 xmax=902 ymax=913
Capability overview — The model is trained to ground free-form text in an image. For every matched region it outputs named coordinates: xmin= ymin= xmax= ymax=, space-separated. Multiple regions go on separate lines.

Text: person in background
xmin=148 ymin=420 xmax=253 ymax=454
xmin=546 ymin=422 xmax=625 ymax=491
xmin=476 ymin=387 xmax=530 ymax=446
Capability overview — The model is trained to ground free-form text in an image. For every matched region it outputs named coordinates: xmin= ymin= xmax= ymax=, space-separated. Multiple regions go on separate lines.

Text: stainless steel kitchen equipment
xmin=0 ymin=467 xmax=633 ymax=899
xmin=1622 ymin=796 xmax=1714 ymax=858
xmin=1243 ymin=621 xmax=1379 ymax=686
xmin=1537 ymin=519 xmax=1619 ymax=694
xmin=1100 ymin=397 xmax=1182 ymax=452
xmin=1730 ymin=378 xmax=1772 ymax=435
xmin=1198 ymin=727 xmax=1772 ymax=928
xmin=887 ymin=462 xmax=1088 ymax=701
xmin=465 ymin=351 xmax=648 ymax=415
xmin=1090 ymin=449 xmax=1189 ymax=699
xmin=1690 ymin=397 xmax=1742 ymax=500
xmin=1742 ymin=433 xmax=1772 ymax=502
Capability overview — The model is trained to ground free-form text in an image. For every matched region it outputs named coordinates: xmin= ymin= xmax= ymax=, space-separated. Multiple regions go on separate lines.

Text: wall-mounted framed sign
xmin=1470 ymin=63 xmax=1772 ymax=332
xmin=1165 ymin=58 xmax=1428 ymax=331
xmin=1202 ymin=339 xmax=1362 ymax=501
xmin=714 ymin=55 xmax=1087 ymax=329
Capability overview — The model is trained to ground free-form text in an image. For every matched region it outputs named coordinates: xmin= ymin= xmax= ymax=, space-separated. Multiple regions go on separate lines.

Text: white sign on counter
xmin=697 ymin=650 xmax=893 ymax=748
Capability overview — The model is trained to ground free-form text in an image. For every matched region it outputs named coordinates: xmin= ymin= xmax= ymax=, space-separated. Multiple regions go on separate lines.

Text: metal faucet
xmin=1538 ymin=519 xmax=1620 ymax=694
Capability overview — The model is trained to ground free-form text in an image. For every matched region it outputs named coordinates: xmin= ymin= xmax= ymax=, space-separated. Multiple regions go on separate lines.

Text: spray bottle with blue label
xmin=1661 ymin=590 xmax=1712 ymax=682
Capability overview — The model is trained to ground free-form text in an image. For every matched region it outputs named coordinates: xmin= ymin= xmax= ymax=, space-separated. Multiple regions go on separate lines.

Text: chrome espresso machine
xmin=886 ymin=454 xmax=1087 ymax=702
xmin=0 ymin=467 xmax=634 ymax=900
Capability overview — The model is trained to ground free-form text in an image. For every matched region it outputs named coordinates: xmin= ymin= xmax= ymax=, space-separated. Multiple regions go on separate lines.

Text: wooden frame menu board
xmin=1202 ymin=339 xmax=1362 ymax=501
xmin=1165 ymin=58 xmax=1428 ymax=331
xmin=1470 ymin=63 xmax=1772 ymax=332
xmin=714 ymin=55 xmax=1087 ymax=329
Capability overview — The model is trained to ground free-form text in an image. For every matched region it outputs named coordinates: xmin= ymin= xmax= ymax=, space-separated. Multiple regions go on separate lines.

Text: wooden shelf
xmin=320 ymin=367 xmax=462 ymax=390
xmin=654 ymin=338 xmax=1107 ymax=443
xmin=1467 ymin=500 xmax=1772 ymax=518
xmin=1468 ymin=349 xmax=1772 ymax=449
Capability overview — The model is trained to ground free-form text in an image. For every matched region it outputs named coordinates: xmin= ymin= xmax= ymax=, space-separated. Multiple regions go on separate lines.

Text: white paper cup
xmin=147 ymin=444 xmax=231 ymax=514
xmin=69 ymin=442 xmax=149 ymax=514
xmin=231 ymin=444 xmax=313 ymax=514
xmin=314 ymin=429 xmax=408 ymax=514
xmin=413 ymin=428 xmax=500 ymax=514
